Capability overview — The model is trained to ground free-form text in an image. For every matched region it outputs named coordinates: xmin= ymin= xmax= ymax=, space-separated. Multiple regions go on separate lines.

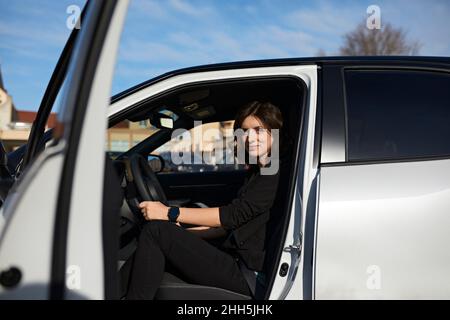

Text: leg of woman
xmin=126 ymin=220 xmax=250 ymax=300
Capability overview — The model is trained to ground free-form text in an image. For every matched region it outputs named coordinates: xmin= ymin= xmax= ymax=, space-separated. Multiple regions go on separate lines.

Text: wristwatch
xmin=167 ymin=206 xmax=180 ymax=223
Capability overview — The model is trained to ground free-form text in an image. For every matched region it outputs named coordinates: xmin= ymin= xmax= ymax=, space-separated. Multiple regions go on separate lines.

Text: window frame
xmin=341 ymin=66 xmax=450 ymax=166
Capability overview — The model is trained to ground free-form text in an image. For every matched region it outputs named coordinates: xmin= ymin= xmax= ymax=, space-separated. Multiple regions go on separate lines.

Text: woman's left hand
xmin=139 ymin=201 xmax=169 ymax=221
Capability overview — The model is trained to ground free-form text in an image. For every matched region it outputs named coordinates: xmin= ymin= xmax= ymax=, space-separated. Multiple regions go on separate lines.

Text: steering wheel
xmin=129 ymin=154 xmax=167 ymax=204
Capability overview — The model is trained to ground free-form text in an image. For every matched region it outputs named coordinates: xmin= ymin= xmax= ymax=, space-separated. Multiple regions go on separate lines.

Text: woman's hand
xmin=139 ymin=201 xmax=169 ymax=221
xmin=138 ymin=203 xmax=221 ymax=228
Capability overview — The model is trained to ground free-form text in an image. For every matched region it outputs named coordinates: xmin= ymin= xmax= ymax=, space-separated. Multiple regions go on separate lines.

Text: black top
xmin=219 ymin=164 xmax=280 ymax=271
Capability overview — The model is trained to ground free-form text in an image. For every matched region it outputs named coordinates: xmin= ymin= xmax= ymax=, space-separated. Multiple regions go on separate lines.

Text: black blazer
xmin=219 ymin=163 xmax=281 ymax=271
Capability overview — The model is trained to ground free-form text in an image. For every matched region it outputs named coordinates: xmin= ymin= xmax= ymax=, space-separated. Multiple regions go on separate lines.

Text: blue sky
xmin=1 ymin=0 xmax=449 ymax=111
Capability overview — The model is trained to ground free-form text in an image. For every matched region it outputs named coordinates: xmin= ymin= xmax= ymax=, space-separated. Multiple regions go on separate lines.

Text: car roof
xmin=111 ymin=56 xmax=450 ymax=104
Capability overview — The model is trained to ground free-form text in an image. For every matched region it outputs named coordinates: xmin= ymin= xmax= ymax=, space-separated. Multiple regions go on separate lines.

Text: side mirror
xmin=0 ymin=141 xmax=11 ymax=177
xmin=150 ymin=113 xmax=173 ymax=129
xmin=0 ymin=141 xmax=13 ymax=204
xmin=148 ymin=154 xmax=164 ymax=173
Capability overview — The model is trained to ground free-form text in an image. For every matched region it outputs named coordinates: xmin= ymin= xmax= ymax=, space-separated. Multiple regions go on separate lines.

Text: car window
xmin=345 ymin=69 xmax=450 ymax=161
xmin=153 ymin=120 xmax=245 ymax=173
xmin=106 ymin=120 xmax=159 ymax=159
xmin=1 ymin=1 xmax=86 ymax=168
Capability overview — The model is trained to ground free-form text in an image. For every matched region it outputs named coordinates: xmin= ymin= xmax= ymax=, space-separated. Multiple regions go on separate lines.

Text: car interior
xmin=101 ymin=76 xmax=307 ymax=300
xmin=4 ymin=76 xmax=306 ymax=300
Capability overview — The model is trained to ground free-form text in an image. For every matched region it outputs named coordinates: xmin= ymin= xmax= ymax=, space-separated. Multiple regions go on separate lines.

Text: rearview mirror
xmin=148 ymin=154 xmax=164 ymax=173
xmin=150 ymin=113 xmax=173 ymax=129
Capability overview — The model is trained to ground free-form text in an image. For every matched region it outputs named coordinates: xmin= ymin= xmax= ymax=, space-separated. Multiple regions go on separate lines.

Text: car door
xmin=109 ymin=64 xmax=319 ymax=300
xmin=315 ymin=62 xmax=450 ymax=299
xmin=0 ymin=0 xmax=129 ymax=299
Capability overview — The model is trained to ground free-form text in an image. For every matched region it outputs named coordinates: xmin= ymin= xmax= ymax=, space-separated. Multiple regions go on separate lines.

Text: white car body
xmin=1 ymin=0 xmax=450 ymax=300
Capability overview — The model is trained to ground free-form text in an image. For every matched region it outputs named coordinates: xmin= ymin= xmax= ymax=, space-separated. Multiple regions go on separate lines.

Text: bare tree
xmin=339 ymin=21 xmax=421 ymax=56
xmin=316 ymin=48 xmax=327 ymax=57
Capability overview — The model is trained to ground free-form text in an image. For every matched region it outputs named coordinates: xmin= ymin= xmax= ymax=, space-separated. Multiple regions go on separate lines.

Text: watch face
xmin=169 ymin=207 xmax=179 ymax=222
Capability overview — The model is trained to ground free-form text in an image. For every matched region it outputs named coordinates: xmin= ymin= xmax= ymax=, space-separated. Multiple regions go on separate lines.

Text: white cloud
xmin=244 ymin=5 xmax=258 ymax=15
xmin=168 ymin=31 xmax=206 ymax=50
xmin=0 ymin=1 xmax=78 ymax=61
xmin=130 ymin=0 xmax=169 ymax=20
xmin=118 ymin=40 xmax=186 ymax=63
xmin=251 ymin=25 xmax=317 ymax=56
xmin=119 ymin=1 xmax=346 ymax=63
xmin=114 ymin=64 xmax=168 ymax=80
xmin=287 ymin=1 xmax=360 ymax=36
xmin=284 ymin=1 xmax=366 ymax=55
xmin=0 ymin=21 xmax=67 ymax=48
xmin=284 ymin=0 xmax=450 ymax=56
xmin=168 ymin=0 xmax=215 ymax=17
xmin=378 ymin=0 xmax=450 ymax=56
xmin=165 ymin=25 xmax=317 ymax=63
xmin=119 ymin=22 xmax=321 ymax=71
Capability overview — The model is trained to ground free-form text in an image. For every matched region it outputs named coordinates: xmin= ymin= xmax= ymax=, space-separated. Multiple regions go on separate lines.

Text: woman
xmin=126 ymin=101 xmax=284 ymax=299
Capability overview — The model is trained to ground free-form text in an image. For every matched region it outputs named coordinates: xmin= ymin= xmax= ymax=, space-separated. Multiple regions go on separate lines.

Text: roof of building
xmin=12 ymin=108 xmax=57 ymax=128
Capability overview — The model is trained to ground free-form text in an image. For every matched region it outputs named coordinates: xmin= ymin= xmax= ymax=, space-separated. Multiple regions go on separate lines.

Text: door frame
xmin=108 ymin=65 xmax=317 ymax=299
xmin=50 ymin=0 xmax=128 ymax=299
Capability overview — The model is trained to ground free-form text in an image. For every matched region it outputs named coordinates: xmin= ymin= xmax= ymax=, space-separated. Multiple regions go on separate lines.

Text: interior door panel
xmin=157 ymin=170 xmax=246 ymax=207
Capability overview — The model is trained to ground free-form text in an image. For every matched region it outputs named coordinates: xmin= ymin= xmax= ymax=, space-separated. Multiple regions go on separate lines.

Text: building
xmin=0 ymin=66 xmax=57 ymax=152
xmin=107 ymin=120 xmax=159 ymax=155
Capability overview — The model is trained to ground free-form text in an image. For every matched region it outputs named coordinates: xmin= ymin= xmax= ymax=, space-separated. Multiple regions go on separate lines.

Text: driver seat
xmin=119 ymin=249 xmax=252 ymax=300
xmin=118 ymin=198 xmax=252 ymax=300
xmin=154 ymin=272 xmax=251 ymax=300
xmin=154 ymin=200 xmax=252 ymax=300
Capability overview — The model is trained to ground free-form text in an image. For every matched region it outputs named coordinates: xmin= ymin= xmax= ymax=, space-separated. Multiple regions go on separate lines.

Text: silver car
xmin=0 ymin=0 xmax=449 ymax=299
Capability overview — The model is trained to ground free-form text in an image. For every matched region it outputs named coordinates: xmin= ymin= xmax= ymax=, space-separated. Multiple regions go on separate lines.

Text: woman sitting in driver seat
xmin=127 ymin=101 xmax=284 ymax=299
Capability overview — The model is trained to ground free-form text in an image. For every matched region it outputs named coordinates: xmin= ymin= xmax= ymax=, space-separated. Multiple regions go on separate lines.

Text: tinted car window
xmin=345 ymin=70 xmax=450 ymax=161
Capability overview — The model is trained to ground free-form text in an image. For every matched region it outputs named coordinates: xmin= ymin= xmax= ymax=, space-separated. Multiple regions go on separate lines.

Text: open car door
xmin=0 ymin=0 xmax=129 ymax=299
xmin=108 ymin=63 xmax=318 ymax=300
xmin=0 ymin=5 xmax=83 ymax=206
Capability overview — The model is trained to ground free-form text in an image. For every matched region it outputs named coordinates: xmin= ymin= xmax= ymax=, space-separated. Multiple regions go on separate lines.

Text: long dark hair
xmin=233 ymin=101 xmax=285 ymax=166
xmin=234 ymin=101 xmax=283 ymax=132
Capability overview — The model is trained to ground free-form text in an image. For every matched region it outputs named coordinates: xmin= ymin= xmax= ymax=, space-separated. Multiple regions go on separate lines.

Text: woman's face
xmin=240 ymin=115 xmax=272 ymax=161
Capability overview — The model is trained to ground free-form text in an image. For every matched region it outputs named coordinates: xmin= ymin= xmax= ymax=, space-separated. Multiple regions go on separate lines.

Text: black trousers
xmin=126 ymin=220 xmax=251 ymax=299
